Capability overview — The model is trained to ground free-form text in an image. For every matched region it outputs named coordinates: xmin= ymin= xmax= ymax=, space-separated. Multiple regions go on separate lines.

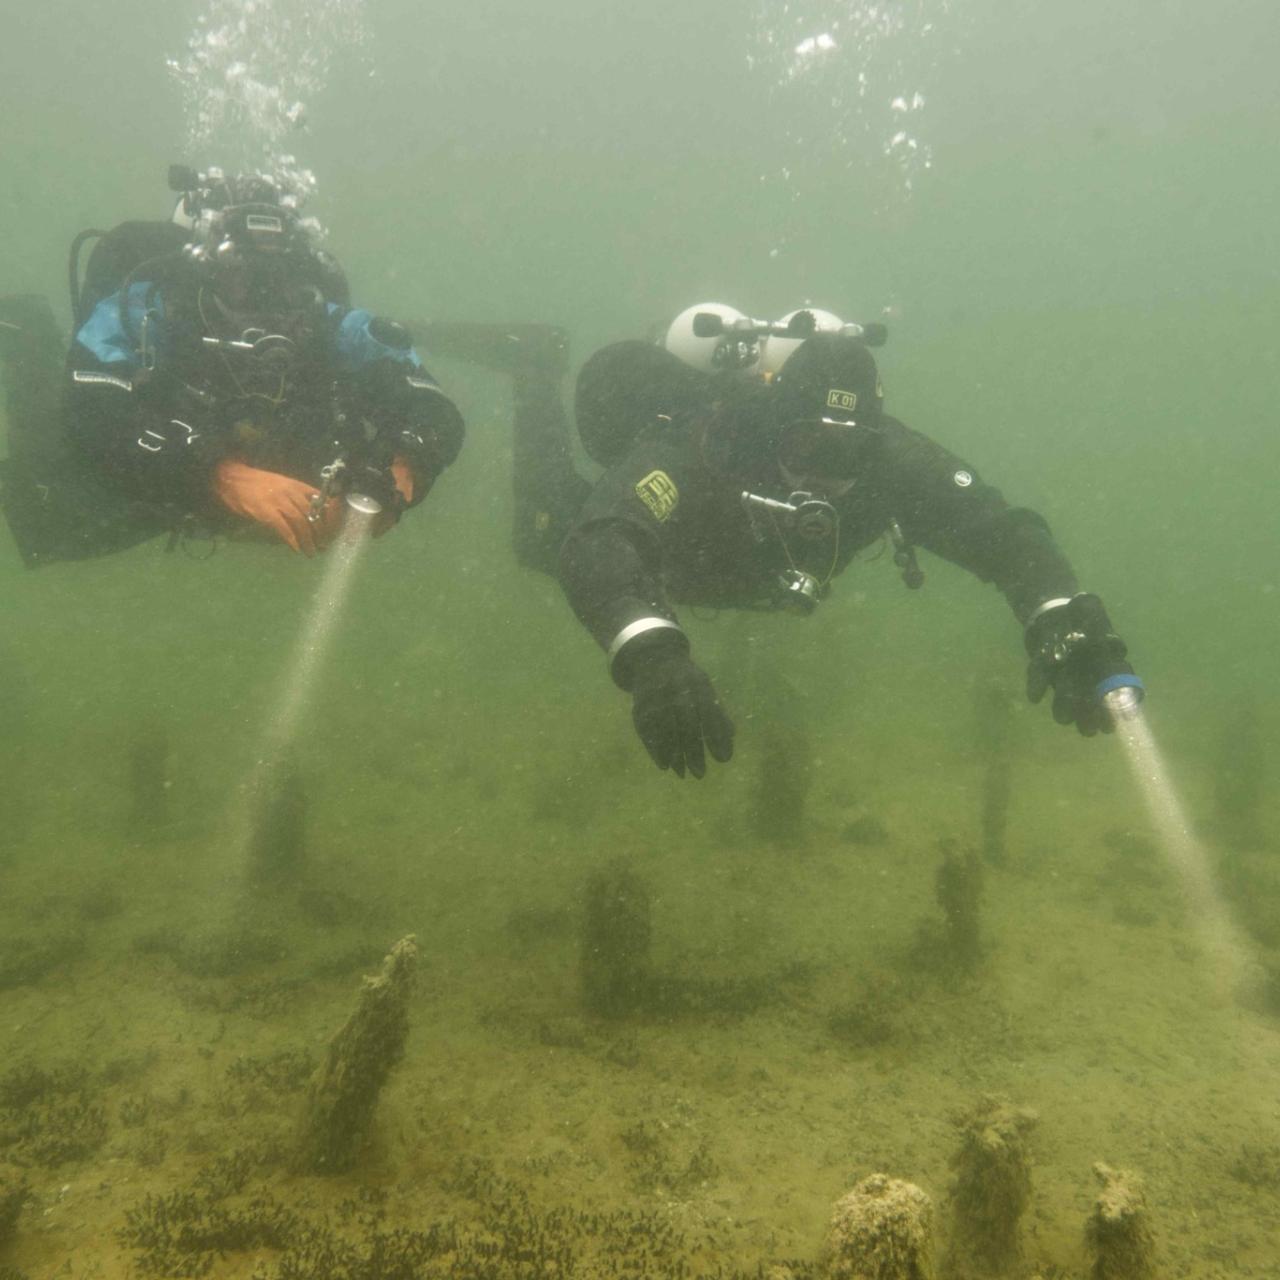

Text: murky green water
xmin=1 ymin=1 xmax=1278 ymax=1276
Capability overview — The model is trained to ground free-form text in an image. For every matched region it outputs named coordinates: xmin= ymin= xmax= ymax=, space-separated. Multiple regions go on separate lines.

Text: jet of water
xmin=231 ymin=495 xmax=380 ymax=871
xmin=256 ymin=495 xmax=379 ymax=766
xmin=1103 ymin=685 xmax=1263 ymax=1005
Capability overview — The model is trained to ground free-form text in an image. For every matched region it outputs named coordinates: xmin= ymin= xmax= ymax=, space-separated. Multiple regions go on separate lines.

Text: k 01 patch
xmin=826 ymin=388 xmax=857 ymax=412
xmin=634 ymin=469 xmax=680 ymax=522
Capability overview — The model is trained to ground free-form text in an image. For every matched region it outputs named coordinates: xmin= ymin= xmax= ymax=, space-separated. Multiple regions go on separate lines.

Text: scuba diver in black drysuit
xmin=0 ymin=166 xmax=464 ymax=566
xmin=418 ymin=304 xmax=1141 ymax=778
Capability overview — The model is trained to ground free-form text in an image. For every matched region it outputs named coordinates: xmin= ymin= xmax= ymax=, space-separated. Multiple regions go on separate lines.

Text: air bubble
xmin=168 ymin=0 xmax=368 ymax=203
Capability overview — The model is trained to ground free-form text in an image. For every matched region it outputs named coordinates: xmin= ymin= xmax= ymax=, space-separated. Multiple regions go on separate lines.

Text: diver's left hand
xmin=1025 ymin=593 xmax=1135 ymax=736
xmin=630 ymin=647 xmax=735 ymax=778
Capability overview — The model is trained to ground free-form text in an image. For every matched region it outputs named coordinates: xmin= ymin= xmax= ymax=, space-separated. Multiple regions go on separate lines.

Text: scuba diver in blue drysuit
xmin=0 ymin=166 xmax=464 ymax=566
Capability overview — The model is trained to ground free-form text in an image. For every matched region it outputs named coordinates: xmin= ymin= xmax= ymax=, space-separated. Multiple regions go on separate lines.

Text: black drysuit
xmin=555 ymin=412 xmax=1079 ymax=670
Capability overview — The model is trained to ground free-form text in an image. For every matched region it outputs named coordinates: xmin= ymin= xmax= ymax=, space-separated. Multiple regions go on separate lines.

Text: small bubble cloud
xmin=167 ymin=0 xmax=369 ymax=205
xmin=750 ymin=1 xmax=956 ymax=196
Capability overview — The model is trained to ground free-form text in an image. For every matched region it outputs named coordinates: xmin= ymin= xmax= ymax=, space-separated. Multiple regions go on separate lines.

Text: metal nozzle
xmin=345 ymin=492 xmax=383 ymax=517
xmin=1099 ymin=676 xmax=1146 ymax=724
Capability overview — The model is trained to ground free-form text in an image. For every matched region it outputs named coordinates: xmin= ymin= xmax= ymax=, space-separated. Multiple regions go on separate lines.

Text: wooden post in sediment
xmin=946 ymin=1095 xmax=1039 ymax=1276
xmin=580 ymin=862 xmax=652 ymax=1018
xmin=1086 ymin=1163 xmax=1157 ymax=1280
xmin=826 ymin=1173 xmax=935 ymax=1280
xmin=295 ymin=935 xmax=417 ymax=1174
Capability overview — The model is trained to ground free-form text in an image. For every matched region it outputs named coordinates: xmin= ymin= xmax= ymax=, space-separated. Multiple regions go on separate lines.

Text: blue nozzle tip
xmin=1096 ymin=673 xmax=1145 ymax=702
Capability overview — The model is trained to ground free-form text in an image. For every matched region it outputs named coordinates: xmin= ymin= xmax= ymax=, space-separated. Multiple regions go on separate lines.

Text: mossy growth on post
xmin=294 ymin=935 xmax=417 ymax=1175
xmin=946 ymin=1095 xmax=1038 ymax=1276
xmin=826 ymin=1173 xmax=935 ymax=1280
xmin=1086 ymin=1162 xmax=1157 ymax=1280
xmin=910 ymin=839 xmax=986 ymax=977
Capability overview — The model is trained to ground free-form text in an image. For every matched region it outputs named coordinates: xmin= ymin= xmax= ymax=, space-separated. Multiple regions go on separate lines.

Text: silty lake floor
xmin=1 ymin=695 xmax=1278 ymax=1279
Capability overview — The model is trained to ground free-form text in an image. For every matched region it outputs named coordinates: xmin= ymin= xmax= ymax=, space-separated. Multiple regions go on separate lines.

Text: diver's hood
xmin=770 ymin=333 xmax=884 ymax=433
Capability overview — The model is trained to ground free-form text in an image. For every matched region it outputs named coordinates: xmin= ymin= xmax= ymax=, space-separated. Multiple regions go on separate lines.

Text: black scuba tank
xmin=72 ymin=221 xmax=192 ymax=328
xmin=0 ymin=292 xmax=170 ymax=568
xmin=573 ymin=340 xmax=714 ymax=466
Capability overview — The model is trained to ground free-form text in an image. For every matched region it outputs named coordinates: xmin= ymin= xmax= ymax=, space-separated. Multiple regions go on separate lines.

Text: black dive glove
xmin=629 ymin=648 xmax=735 ymax=779
xmin=1025 ymin=593 xmax=1135 ymax=736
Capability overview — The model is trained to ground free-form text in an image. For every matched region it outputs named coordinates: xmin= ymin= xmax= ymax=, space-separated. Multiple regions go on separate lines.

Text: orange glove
xmin=212 ymin=459 xmax=342 ymax=557
xmin=391 ymin=456 xmax=416 ymax=505
xmin=372 ymin=456 xmax=430 ymax=538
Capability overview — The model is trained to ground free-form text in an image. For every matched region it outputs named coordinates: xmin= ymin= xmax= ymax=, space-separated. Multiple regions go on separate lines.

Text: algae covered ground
xmin=0 ymin=386 xmax=1278 ymax=1276
xmin=3 ymin=0 xmax=1280 ymax=1275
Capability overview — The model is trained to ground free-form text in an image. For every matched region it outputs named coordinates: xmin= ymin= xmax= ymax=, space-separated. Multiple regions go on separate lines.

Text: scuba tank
xmin=573 ymin=340 xmax=715 ymax=466
xmin=1 ymin=211 xmax=206 ymax=566
xmin=0 ymin=293 xmax=172 ymax=566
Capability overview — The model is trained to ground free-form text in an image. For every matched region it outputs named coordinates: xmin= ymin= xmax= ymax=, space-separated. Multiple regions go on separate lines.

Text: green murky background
xmin=1 ymin=1 xmax=1277 ymax=1276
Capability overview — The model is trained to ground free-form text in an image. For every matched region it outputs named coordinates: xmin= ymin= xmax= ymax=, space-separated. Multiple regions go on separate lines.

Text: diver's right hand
xmin=630 ymin=648 xmax=735 ymax=779
xmin=1024 ymin=593 xmax=1134 ymax=736
xmin=212 ymin=459 xmax=341 ymax=557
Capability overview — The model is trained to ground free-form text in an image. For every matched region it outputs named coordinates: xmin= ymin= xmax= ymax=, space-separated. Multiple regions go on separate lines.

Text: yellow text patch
xmin=634 ymin=470 xmax=679 ymax=522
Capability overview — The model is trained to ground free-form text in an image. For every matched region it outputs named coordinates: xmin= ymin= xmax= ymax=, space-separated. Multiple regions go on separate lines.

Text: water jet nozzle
xmin=345 ymin=492 xmax=382 ymax=517
xmin=1099 ymin=674 xmax=1146 ymax=724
